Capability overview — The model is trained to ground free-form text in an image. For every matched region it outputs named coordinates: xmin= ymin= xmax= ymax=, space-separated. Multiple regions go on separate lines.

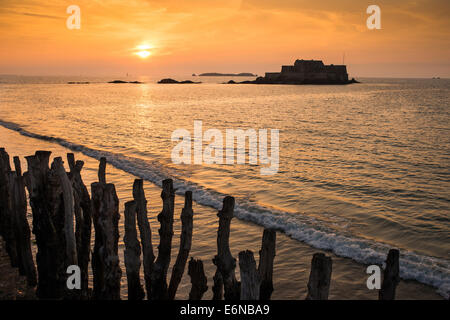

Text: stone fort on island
xmin=258 ymin=59 xmax=353 ymax=84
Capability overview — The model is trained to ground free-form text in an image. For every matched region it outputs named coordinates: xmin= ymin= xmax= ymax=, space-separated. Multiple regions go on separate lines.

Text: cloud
xmin=12 ymin=11 xmax=62 ymax=20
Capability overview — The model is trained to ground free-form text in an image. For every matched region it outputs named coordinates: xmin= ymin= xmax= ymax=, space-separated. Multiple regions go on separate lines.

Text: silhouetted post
xmin=213 ymin=196 xmax=240 ymax=300
xmin=124 ymin=200 xmax=145 ymax=300
xmin=306 ymin=253 xmax=332 ymax=300
xmin=67 ymin=153 xmax=75 ymax=172
xmin=379 ymin=249 xmax=400 ymax=300
xmin=0 ymin=148 xmax=18 ymax=268
xmin=67 ymin=153 xmax=92 ymax=299
xmin=239 ymin=250 xmax=261 ymax=300
xmin=53 ymin=157 xmax=78 ymax=267
xmin=212 ymin=270 xmax=223 ymax=300
xmin=258 ymin=229 xmax=276 ymax=300
xmin=11 ymin=157 xmax=37 ymax=287
xmin=168 ymin=191 xmax=194 ymax=300
xmin=188 ymin=258 xmax=208 ymax=300
xmin=25 ymin=151 xmax=71 ymax=299
xmin=98 ymin=157 xmax=106 ymax=184
xmin=150 ymin=179 xmax=175 ymax=300
xmin=132 ymin=179 xmax=155 ymax=299
xmin=13 ymin=156 xmax=22 ymax=177
xmin=91 ymin=172 xmax=121 ymax=300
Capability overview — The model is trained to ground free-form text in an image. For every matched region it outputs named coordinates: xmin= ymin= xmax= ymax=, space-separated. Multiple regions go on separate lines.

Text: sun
xmin=136 ymin=50 xmax=151 ymax=58
xmin=134 ymin=44 xmax=153 ymax=59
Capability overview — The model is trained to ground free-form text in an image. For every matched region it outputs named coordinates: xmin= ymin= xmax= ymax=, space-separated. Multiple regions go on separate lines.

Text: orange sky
xmin=0 ymin=0 xmax=449 ymax=77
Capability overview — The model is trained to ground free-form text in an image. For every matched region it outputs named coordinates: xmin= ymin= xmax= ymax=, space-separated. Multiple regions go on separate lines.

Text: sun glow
xmin=136 ymin=50 xmax=151 ymax=58
xmin=134 ymin=44 xmax=153 ymax=59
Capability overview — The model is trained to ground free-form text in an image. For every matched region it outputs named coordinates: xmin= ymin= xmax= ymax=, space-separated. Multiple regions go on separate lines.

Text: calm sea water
xmin=0 ymin=75 xmax=449 ymax=297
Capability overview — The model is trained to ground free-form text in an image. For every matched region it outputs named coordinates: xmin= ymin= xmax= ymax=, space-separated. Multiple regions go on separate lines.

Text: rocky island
xmin=199 ymin=72 xmax=256 ymax=77
xmin=229 ymin=59 xmax=358 ymax=85
xmin=108 ymin=80 xmax=143 ymax=84
xmin=157 ymin=78 xmax=201 ymax=84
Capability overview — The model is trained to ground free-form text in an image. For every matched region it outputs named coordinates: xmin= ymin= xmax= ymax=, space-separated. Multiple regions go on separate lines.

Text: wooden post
xmin=67 ymin=153 xmax=75 ymax=172
xmin=67 ymin=154 xmax=92 ymax=299
xmin=0 ymin=148 xmax=18 ymax=268
xmin=150 ymin=179 xmax=175 ymax=300
xmin=168 ymin=191 xmax=194 ymax=300
xmin=25 ymin=151 xmax=70 ymax=299
xmin=306 ymin=253 xmax=332 ymax=300
xmin=379 ymin=249 xmax=400 ymax=300
xmin=132 ymin=179 xmax=155 ymax=299
xmin=123 ymin=200 xmax=145 ymax=300
xmin=53 ymin=157 xmax=77 ymax=266
xmin=188 ymin=257 xmax=208 ymax=300
xmin=212 ymin=270 xmax=223 ymax=300
xmin=13 ymin=156 xmax=22 ymax=177
xmin=213 ymin=196 xmax=240 ymax=300
xmin=258 ymin=229 xmax=276 ymax=300
xmin=91 ymin=178 xmax=121 ymax=300
xmin=239 ymin=250 xmax=261 ymax=300
xmin=10 ymin=157 xmax=37 ymax=287
xmin=98 ymin=157 xmax=106 ymax=184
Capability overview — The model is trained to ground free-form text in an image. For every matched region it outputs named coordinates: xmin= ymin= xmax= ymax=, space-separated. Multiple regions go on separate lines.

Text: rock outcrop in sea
xmin=158 ymin=78 xmax=201 ymax=84
xmin=108 ymin=80 xmax=144 ymax=84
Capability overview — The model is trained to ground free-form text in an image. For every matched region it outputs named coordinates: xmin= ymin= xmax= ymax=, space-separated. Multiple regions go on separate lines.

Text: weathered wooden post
xmin=0 ymin=148 xmax=18 ymax=268
xmin=212 ymin=270 xmax=224 ymax=300
xmin=258 ymin=229 xmax=276 ymax=300
xmin=168 ymin=191 xmax=194 ymax=300
xmin=306 ymin=253 xmax=332 ymax=300
xmin=66 ymin=153 xmax=92 ymax=299
xmin=0 ymin=152 xmax=37 ymax=287
xmin=188 ymin=257 xmax=208 ymax=300
xmin=11 ymin=157 xmax=37 ymax=287
xmin=91 ymin=158 xmax=122 ymax=300
xmin=124 ymin=200 xmax=145 ymax=300
xmin=53 ymin=157 xmax=78 ymax=267
xmin=25 ymin=151 xmax=71 ymax=299
xmin=379 ymin=249 xmax=400 ymax=300
xmin=150 ymin=179 xmax=175 ymax=300
xmin=132 ymin=179 xmax=155 ymax=299
xmin=98 ymin=157 xmax=106 ymax=184
xmin=239 ymin=250 xmax=261 ymax=300
xmin=213 ymin=196 xmax=240 ymax=300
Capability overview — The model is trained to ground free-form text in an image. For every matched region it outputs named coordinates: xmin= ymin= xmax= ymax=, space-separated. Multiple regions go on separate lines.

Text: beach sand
xmin=0 ymin=126 xmax=443 ymax=300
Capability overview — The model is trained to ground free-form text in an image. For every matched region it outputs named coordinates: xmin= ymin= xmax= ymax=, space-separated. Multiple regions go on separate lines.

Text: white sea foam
xmin=1 ymin=119 xmax=449 ymax=299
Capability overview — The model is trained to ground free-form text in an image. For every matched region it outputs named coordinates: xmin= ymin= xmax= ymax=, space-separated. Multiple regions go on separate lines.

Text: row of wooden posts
xmin=0 ymin=148 xmax=400 ymax=300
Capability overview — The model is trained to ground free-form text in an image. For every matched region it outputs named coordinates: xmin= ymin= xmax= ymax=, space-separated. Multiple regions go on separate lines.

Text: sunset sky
xmin=0 ymin=0 xmax=449 ymax=77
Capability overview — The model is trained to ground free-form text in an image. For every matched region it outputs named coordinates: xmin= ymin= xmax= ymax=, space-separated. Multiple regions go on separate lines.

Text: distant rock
xmin=158 ymin=78 xmax=178 ymax=83
xmin=68 ymin=81 xmax=90 ymax=84
xmin=158 ymin=78 xmax=202 ymax=84
xmin=199 ymin=72 xmax=256 ymax=77
xmin=108 ymin=80 xmax=143 ymax=84
xmin=108 ymin=80 xmax=127 ymax=83
xmin=224 ymin=77 xmax=264 ymax=84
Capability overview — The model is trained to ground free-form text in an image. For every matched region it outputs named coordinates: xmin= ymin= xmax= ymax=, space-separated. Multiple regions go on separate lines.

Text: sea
xmin=0 ymin=75 xmax=448 ymax=299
